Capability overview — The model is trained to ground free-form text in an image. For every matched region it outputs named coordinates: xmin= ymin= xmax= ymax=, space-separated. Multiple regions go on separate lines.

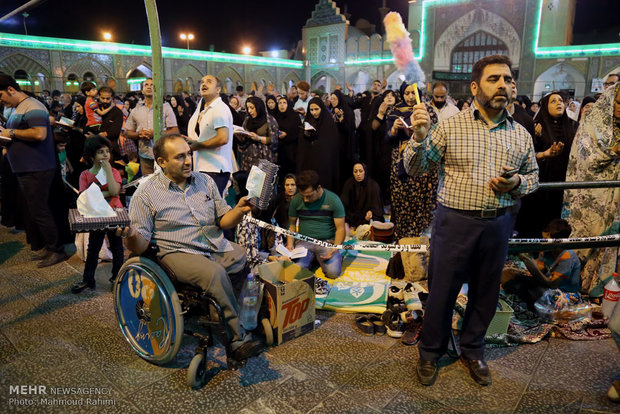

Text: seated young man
xmin=116 ymin=134 xmax=262 ymax=361
xmin=286 ymin=170 xmax=346 ymax=278
xmin=506 ymin=218 xmax=581 ymax=305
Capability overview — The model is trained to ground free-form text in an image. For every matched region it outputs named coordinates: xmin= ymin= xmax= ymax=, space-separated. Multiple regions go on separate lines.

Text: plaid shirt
xmin=404 ymin=103 xmax=539 ymax=210
xmin=129 ymin=171 xmax=232 ymax=256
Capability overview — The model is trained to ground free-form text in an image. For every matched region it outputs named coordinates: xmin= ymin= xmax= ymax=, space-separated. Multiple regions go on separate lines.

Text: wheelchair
xmin=112 ymin=246 xmax=271 ymax=388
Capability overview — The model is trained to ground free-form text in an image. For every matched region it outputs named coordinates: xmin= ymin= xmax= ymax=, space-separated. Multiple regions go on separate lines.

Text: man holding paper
xmin=402 ymin=55 xmax=538 ymax=387
xmin=286 ymin=170 xmax=345 ymax=278
xmin=118 ymin=134 xmax=263 ymax=362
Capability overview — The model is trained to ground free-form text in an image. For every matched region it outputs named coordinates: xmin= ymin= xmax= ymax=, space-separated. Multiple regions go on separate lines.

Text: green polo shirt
xmin=289 ymin=189 xmax=345 ymax=241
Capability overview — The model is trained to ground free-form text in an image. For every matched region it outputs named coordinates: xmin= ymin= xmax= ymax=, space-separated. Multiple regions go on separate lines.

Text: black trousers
xmin=418 ymin=204 xmax=516 ymax=361
xmin=16 ymin=169 xmax=62 ymax=253
xmin=204 ymin=171 xmax=230 ymax=197
xmin=83 ymin=230 xmax=124 ymax=286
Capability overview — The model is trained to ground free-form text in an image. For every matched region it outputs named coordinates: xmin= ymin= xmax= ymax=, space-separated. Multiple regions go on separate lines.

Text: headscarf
xmin=388 ymin=82 xmax=438 ymax=144
xmin=578 ymin=96 xmax=597 ymax=123
xmin=331 ymin=89 xmax=355 ymax=133
xmin=534 ymin=92 xmax=578 ymax=153
xmin=274 ymin=96 xmax=300 ymax=138
xmin=306 ymin=96 xmax=334 ymax=131
xmin=265 ymin=95 xmax=278 ymax=117
xmin=566 ymin=100 xmax=580 ymax=122
xmin=340 ymin=162 xmax=384 ymax=227
xmin=244 ymin=95 xmax=267 ymax=132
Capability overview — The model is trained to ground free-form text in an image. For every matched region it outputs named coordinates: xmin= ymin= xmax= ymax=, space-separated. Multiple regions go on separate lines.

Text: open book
xmin=276 ymin=244 xmax=308 ymax=260
xmin=233 ymin=125 xmax=252 ymax=136
xmin=303 ymin=122 xmax=316 ymax=131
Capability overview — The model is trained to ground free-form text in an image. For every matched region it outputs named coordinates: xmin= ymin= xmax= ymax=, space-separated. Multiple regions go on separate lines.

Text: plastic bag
xmin=534 ymin=289 xmax=593 ymax=324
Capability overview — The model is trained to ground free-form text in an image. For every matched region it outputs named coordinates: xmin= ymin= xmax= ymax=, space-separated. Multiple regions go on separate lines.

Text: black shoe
xmin=231 ymin=340 xmax=264 ymax=362
xmin=416 ymin=358 xmax=438 ymax=386
xmin=71 ymin=281 xmax=95 ymax=294
xmin=38 ymin=252 xmax=68 ymax=268
xmin=460 ymin=356 xmax=491 ymax=386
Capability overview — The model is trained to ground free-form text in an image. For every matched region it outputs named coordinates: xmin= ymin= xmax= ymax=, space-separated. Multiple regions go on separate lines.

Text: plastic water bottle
xmin=602 ymin=272 xmax=620 ymax=318
xmin=239 ymin=273 xmax=260 ymax=330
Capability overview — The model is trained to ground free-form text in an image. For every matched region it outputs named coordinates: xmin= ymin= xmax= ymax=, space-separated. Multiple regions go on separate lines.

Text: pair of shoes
xmin=231 ymin=340 xmax=264 ymax=362
xmin=460 ymin=356 xmax=491 ymax=386
xmin=38 ymin=252 xmax=69 ymax=268
xmin=354 ymin=314 xmax=386 ymax=336
xmin=71 ymin=281 xmax=96 ymax=294
xmin=404 ymin=282 xmax=424 ymax=311
xmin=608 ymin=380 xmax=620 ymax=403
xmin=416 ymin=358 xmax=438 ymax=386
xmin=381 ymin=308 xmax=405 ymax=338
xmin=31 ymin=250 xmax=51 ymax=261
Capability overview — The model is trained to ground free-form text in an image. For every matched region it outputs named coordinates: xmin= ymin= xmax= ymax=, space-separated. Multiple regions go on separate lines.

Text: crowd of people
xmin=1 ymin=61 xmax=619 ymax=395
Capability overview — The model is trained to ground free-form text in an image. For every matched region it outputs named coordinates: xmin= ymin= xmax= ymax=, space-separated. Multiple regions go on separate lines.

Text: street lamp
xmin=242 ymin=46 xmax=251 ymax=55
xmin=180 ymin=33 xmax=194 ymax=50
xmin=103 ymin=32 xmax=112 ymax=41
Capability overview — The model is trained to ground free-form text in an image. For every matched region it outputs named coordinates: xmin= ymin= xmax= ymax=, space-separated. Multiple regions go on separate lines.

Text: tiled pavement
xmin=0 ymin=225 xmax=618 ymax=413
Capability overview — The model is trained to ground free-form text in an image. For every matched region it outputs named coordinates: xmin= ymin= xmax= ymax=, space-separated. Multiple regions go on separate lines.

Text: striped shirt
xmin=404 ymin=103 xmax=539 ymax=210
xmin=129 ymin=171 xmax=232 ymax=256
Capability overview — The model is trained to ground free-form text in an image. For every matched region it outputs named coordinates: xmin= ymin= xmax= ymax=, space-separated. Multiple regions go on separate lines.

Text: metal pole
xmin=143 ymin=0 xmax=164 ymax=142
xmin=538 ymin=180 xmax=620 ymax=190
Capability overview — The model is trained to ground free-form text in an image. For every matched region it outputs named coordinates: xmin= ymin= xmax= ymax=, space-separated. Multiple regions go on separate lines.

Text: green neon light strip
xmin=127 ymin=77 xmax=147 ymax=84
xmin=533 ymin=0 xmax=620 ymax=58
xmin=345 ymin=0 xmax=620 ymax=66
xmin=0 ymin=32 xmax=304 ymax=69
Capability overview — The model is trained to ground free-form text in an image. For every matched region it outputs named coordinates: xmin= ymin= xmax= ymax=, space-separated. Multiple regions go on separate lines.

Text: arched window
xmin=14 ymin=69 xmax=28 ymax=80
xmin=450 ymin=31 xmax=508 ymax=73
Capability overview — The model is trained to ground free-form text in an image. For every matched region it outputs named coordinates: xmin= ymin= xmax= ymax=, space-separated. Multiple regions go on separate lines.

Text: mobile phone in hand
xmin=501 ymin=168 xmax=519 ymax=178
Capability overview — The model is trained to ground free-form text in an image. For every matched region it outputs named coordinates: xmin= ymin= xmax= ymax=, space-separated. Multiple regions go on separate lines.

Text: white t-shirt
xmin=188 ymin=97 xmax=234 ymax=173
xmin=432 ymin=102 xmax=460 ymax=123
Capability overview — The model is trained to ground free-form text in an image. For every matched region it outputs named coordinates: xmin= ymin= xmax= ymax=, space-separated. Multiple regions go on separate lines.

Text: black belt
xmin=451 ymin=207 xmax=509 ymax=219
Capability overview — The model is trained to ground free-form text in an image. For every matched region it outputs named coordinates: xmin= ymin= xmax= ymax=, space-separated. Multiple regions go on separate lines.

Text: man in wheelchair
xmin=116 ymin=134 xmax=263 ymax=362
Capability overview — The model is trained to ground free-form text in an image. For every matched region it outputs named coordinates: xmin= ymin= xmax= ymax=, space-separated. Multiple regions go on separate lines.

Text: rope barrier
xmin=245 ymin=217 xmax=620 ymax=255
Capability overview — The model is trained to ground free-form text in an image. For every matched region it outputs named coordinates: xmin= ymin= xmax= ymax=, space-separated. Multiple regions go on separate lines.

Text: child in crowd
xmin=71 ymin=136 xmax=124 ymax=293
xmin=504 ymin=218 xmax=581 ymax=306
xmin=54 ymin=130 xmax=72 ymax=182
xmin=124 ymin=152 xmax=140 ymax=183
xmin=80 ymin=82 xmax=113 ymax=134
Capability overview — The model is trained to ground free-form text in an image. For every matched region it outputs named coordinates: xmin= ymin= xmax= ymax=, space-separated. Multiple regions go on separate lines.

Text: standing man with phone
xmin=0 ymin=74 xmax=68 ymax=267
xmin=403 ymin=55 xmax=539 ymax=386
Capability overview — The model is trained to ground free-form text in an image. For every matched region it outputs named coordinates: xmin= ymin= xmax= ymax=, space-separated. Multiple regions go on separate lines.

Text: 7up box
xmin=257 ymin=261 xmax=315 ymax=345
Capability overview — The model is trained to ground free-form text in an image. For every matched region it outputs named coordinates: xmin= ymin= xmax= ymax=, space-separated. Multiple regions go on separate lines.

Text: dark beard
xmin=433 ymin=100 xmax=446 ymax=109
xmin=99 ymin=102 xmax=110 ymax=109
xmin=477 ymin=92 xmax=508 ymax=111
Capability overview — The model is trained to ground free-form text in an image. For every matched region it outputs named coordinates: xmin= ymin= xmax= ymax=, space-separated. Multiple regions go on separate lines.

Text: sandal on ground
xmin=367 ymin=314 xmax=386 ymax=335
xmin=355 ymin=315 xmax=375 ymax=336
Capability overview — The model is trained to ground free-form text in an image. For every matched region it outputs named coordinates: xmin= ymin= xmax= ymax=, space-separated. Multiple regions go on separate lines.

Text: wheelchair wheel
xmin=261 ymin=318 xmax=273 ymax=346
xmin=187 ymin=353 xmax=206 ymax=388
xmin=114 ymin=257 xmax=184 ymax=365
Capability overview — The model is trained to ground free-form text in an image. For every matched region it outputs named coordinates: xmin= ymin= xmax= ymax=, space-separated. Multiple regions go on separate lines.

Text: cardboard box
xmin=257 ymin=261 xmax=316 ymax=345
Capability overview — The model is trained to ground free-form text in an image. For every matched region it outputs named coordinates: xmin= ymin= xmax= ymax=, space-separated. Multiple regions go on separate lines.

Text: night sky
xmin=0 ymin=0 xmax=618 ymax=54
